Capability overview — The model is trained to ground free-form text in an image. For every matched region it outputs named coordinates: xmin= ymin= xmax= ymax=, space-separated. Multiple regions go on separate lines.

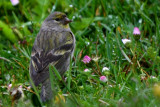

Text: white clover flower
xmin=69 ymin=4 xmax=73 ymax=8
xmin=92 ymin=56 xmax=100 ymax=62
xmin=150 ymin=76 xmax=158 ymax=82
xmin=84 ymin=69 xmax=90 ymax=72
xmin=122 ymin=39 xmax=131 ymax=45
xmin=102 ymin=67 xmax=109 ymax=72
xmin=8 ymin=84 xmax=12 ymax=90
xmin=10 ymin=0 xmax=19 ymax=6
xmin=140 ymin=74 xmax=146 ymax=80
xmin=27 ymin=86 xmax=31 ymax=90
xmin=150 ymin=76 xmax=156 ymax=79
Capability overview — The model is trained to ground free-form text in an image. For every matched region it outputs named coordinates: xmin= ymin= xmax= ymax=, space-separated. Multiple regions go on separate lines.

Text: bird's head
xmin=44 ymin=12 xmax=72 ymax=27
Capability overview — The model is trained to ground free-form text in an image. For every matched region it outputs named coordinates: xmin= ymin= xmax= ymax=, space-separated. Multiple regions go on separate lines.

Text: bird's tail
xmin=40 ymin=79 xmax=53 ymax=102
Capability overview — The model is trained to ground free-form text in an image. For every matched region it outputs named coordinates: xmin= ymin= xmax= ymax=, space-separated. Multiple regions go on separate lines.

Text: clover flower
xmin=19 ymin=85 xmax=22 ymax=88
xmin=84 ymin=69 xmax=90 ymax=72
xmin=122 ymin=39 xmax=131 ymax=45
xmin=92 ymin=56 xmax=100 ymax=62
xmin=82 ymin=55 xmax=91 ymax=64
xmin=150 ymin=76 xmax=158 ymax=82
xmin=102 ymin=67 xmax=109 ymax=72
xmin=133 ymin=27 xmax=141 ymax=35
xmin=8 ymin=84 xmax=12 ymax=90
xmin=10 ymin=0 xmax=19 ymax=6
xmin=100 ymin=76 xmax=108 ymax=82
xmin=27 ymin=86 xmax=31 ymax=90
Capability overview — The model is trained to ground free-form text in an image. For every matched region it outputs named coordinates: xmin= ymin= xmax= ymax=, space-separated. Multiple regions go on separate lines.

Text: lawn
xmin=1 ymin=0 xmax=160 ymax=106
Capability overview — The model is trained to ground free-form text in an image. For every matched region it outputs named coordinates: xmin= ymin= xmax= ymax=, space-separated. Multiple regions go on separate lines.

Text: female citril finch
xmin=29 ymin=12 xmax=75 ymax=102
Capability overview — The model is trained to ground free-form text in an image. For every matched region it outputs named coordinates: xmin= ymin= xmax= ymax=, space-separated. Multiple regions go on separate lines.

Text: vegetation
xmin=0 ymin=0 xmax=160 ymax=106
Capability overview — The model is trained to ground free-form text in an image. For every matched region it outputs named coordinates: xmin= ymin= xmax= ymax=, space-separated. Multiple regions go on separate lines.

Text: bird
xmin=29 ymin=12 xmax=75 ymax=102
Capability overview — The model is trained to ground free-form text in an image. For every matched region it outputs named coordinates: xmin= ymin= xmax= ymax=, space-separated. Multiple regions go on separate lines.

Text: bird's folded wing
xmin=30 ymin=32 xmax=74 ymax=73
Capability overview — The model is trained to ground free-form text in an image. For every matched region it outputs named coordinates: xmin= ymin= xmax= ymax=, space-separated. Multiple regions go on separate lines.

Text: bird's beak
xmin=64 ymin=17 xmax=72 ymax=25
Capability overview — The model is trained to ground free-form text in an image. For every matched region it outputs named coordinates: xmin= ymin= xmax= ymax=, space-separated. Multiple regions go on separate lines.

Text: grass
xmin=1 ymin=0 xmax=160 ymax=106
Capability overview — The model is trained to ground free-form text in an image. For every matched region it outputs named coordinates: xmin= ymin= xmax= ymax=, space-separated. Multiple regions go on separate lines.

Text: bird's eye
xmin=55 ymin=18 xmax=60 ymax=21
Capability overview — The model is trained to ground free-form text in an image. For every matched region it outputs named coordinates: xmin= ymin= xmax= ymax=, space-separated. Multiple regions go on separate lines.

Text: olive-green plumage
xmin=29 ymin=12 xmax=75 ymax=102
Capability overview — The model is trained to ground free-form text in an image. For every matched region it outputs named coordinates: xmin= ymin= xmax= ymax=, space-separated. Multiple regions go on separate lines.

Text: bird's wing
xmin=30 ymin=30 xmax=74 ymax=86
xmin=30 ymin=30 xmax=74 ymax=73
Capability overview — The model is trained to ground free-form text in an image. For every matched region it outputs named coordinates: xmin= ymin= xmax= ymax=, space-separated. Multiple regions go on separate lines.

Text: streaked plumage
xmin=29 ymin=12 xmax=75 ymax=102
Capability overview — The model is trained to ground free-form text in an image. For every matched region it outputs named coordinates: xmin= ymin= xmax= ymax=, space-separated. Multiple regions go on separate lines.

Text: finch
xmin=29 ymin=12 xmax=75 ymax=102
